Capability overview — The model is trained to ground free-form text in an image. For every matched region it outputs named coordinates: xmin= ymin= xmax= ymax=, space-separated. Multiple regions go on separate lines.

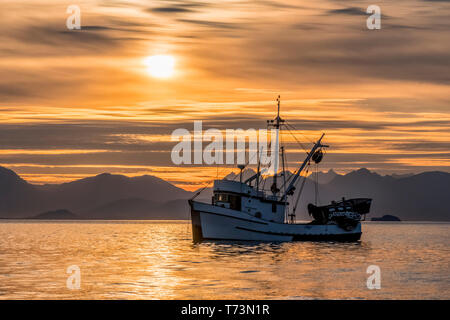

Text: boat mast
xmin=269 ymin=96 xmax=283 ymax=196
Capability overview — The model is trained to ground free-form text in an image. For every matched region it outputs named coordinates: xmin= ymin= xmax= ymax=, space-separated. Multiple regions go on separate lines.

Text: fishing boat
xmin=189 ymin=97 xmax=371 ymax=242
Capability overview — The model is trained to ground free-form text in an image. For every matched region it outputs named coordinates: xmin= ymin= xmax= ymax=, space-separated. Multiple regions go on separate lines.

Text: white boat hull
xmin=190 ymin=201 xmax=362 ymax=242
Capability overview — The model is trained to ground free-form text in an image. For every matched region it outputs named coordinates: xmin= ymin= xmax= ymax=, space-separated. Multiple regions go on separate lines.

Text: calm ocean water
xmin=0 ymin=220 xmax=448 ymax=300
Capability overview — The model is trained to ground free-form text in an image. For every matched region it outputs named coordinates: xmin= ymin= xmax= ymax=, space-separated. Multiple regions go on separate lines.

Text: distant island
xmin=27 ymin=209 xmax=79 ymax=220
xmin=371 ymin=215 xmax=401 ymax=221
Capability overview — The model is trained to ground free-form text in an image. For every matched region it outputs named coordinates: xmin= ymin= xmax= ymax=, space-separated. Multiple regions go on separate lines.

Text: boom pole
xmin=281 ymin=133 xmax=327 ymax=201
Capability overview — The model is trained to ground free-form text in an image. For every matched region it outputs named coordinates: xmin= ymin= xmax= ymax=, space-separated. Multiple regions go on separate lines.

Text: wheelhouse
xmin=212 ymin=179 xmax=286 ymax=223
xmin=213 ymin=192 xmax=242 ymax=211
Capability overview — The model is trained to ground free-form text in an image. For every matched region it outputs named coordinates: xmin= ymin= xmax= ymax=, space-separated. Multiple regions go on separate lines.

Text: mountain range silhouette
xmin=0 ymin=166 xmax=448 ymax=221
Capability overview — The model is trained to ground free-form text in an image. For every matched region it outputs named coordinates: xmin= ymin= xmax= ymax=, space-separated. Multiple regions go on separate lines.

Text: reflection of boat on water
xmin=189 ymin=97 xmax=371 ymax=242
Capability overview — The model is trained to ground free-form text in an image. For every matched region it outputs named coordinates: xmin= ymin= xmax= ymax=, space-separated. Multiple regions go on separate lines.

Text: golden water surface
xmin=0 ymin=221 xmax=448 ymax=299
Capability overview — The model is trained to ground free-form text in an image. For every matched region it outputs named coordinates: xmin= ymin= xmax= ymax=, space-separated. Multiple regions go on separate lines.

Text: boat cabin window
xmin=214 ymin=193 xmax=241 ymax=211
xmin=216 ymin=193 xmax=229 ymax=202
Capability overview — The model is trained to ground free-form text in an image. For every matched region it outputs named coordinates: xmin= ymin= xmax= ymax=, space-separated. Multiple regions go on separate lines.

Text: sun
xmin=144 ymin=55 xmax=175 ymax=78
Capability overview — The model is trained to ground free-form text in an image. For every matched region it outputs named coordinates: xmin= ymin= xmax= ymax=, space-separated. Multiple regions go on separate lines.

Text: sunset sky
xmin=1 ymin=0 xmax=449 ymax=190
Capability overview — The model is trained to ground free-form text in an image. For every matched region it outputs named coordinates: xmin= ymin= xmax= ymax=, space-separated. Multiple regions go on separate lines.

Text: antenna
xmin=256 ymin=146 xmax=262 ymax=192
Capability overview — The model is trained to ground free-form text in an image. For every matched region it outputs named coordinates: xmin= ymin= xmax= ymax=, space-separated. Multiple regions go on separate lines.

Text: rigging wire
xmin=192 ymin=117 xmax=318 ymax=199
xmin=259 ymin=137 xmax=273 ymax=192
xmin=314 ymin=162 xmax=322 ymax=206
xmin=292 ymin=165 xmax=310 ymax=217
xmin=279 ymin=130 xmax=294 ymax=195
xmin=282 ymin=123 xmax=309 ymax=155
xmin=230 ymin=133 xmax=269 ymax=183
xmin=190 ymin=162 xmax=240 ymax=201
xmin=284 ymin=121 xmax=316 ymax=146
